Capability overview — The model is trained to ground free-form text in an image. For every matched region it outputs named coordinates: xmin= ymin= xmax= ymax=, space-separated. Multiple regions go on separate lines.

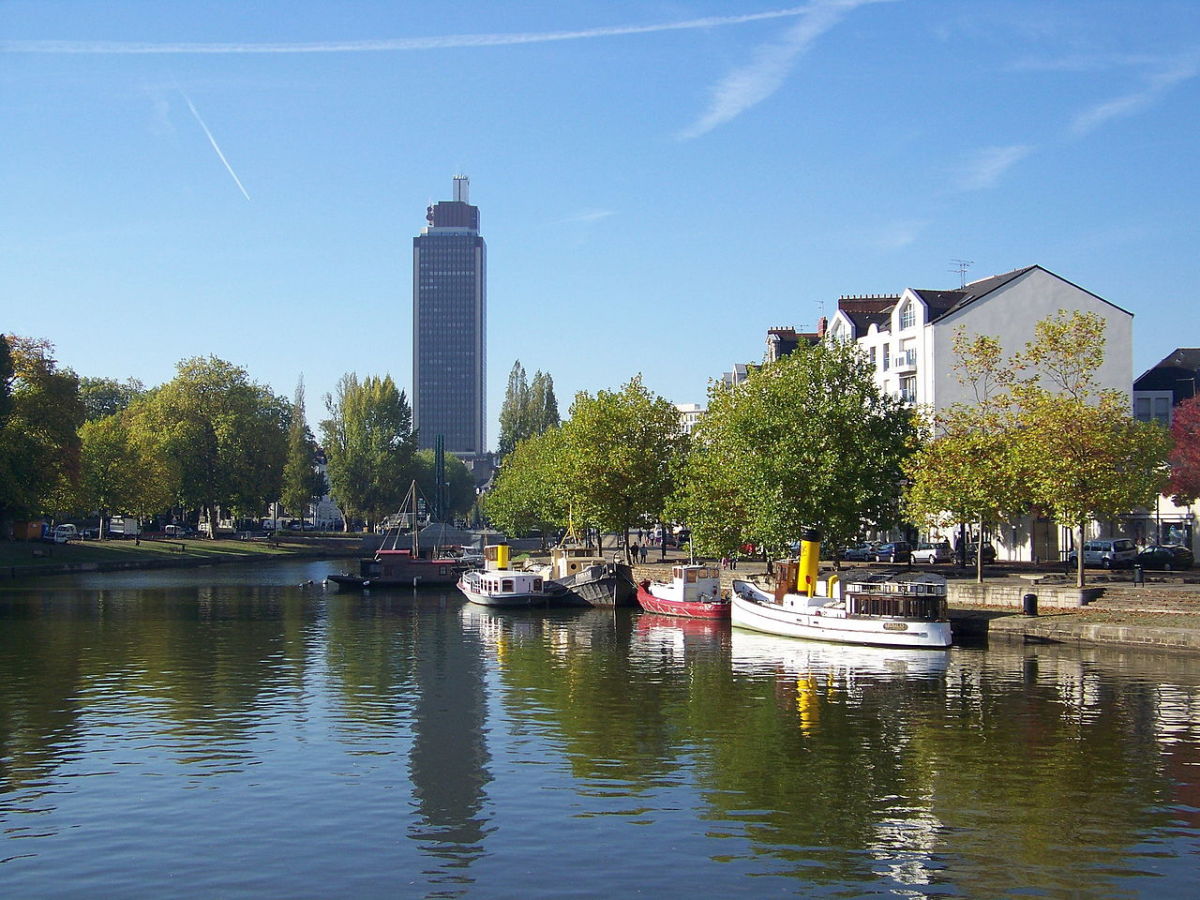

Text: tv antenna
xmin=950 ymin=258 xmax=974 ymax=287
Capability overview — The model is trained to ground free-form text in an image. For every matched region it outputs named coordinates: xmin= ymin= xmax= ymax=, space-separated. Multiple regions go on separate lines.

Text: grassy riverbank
xmin=0 ymin=534 xmax=366 ymax=577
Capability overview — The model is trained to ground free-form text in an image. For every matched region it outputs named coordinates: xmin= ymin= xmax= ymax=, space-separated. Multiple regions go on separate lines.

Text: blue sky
xmin=3 ymin=1 xmax=1198 ymax=442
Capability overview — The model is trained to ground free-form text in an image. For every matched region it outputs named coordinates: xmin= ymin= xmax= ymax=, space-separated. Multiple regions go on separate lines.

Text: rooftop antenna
xmin=950 ymin=258 xmax=974 ymax=287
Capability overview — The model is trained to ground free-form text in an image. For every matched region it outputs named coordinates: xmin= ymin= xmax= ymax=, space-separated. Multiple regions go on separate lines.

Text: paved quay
xmin=627 ymin=553 xmax=1200 ymax=654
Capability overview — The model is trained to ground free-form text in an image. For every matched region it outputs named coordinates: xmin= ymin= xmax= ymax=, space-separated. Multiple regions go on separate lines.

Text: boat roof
xmin=841 ymin=571 xmax=947 ymax=595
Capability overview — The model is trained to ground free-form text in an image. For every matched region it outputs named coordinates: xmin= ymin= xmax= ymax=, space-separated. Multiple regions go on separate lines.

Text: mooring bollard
xmin=1022 ymin=592 xmax=1038 ymax=617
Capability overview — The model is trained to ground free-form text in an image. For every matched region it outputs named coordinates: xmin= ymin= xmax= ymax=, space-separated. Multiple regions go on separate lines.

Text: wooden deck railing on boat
xmin=848 ymin=592 xmax=948 ymax=620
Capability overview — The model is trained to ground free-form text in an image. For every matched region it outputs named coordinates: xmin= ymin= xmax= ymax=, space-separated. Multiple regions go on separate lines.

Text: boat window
xmin=533 ymin=578 xmax=542 ymax=590
xmin=672 ymin=567 xmax=682 ymax=579
xmin=502 ymin=580 xmax=514 ymax=592
xmin=686 ymin=569 xmax=698 ymax=583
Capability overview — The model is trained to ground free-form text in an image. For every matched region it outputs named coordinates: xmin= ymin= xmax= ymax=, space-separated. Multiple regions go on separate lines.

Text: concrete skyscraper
xmin=412 ymin=175 xmax=486 ymax=457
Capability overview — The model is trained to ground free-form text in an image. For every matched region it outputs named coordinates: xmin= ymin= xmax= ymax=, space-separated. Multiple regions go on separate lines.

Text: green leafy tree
xmin=1014 ymin=312 xmax=1170 ymax=587
xmin=905 ymin=331 xmax=1029 ymax=582
xmin=0 ymin=334 xmax=12 ymax=425
xmin=320 ymin=373 xmax=416 ymax=530
xmin=908 ymin=311 xmax=1169 ymax=587
xmin=497 ymin=361 xmax=560 ymax=459
xmin=497 ymin=361 xmax=530 ymax=459
xmin=413 ymin=449 xmax=476 ymax=521
xmin=674 ymin=340 xmax=919 ymax=560
xmin=483 ymin=427 xmax=569 ymax=539
xmin=0 ymin=336 xmax=85 ymax=527
xmin=79 ymin=408 xmax=177 ymax=535
xmin=280 ymin=378 xmax=327 ymax=525
xmin=528 ymin=370 xmax=560 ymax=433
xmin=141 ymin=356 xmax=288 ymax=537
xmin=79 ymin=376 xmax=146 ymax=422
xmin=559 ymin=376 xmax=686 ymax=559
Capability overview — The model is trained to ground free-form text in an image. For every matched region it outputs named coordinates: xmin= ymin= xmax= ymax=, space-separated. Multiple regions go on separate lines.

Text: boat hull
xmin=457 ymin=585 xmax=552 ymax=607
xmin=328 ymin=552 xmax=462 ymax=590
xmin=456 ymin=573 xmax=565 ymax=608
xmin=556 ymin=563 xmax=636 ymax=607
xmin=635 ymin=583 xmax=730 ymax=619
xmin=730 ymin=581 xmax=951 ymax=649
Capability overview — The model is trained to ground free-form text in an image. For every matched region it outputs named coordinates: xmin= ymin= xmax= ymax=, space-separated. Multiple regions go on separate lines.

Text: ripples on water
xmin=2 ymin=559 xmax=1199 ymax=896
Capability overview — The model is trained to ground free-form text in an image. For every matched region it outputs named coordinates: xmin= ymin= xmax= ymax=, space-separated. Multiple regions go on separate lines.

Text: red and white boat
xmin=635 ymin=564 xmax=730 ymax=619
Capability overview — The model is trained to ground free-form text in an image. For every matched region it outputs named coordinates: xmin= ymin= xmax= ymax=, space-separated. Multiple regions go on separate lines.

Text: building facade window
xmin=898 ymin=303 xmax=915 ymax=330
xmin=899 ymin=375 xmax=917 ymax=403
xmin=882 ymin=344 xmax=890 ymax=372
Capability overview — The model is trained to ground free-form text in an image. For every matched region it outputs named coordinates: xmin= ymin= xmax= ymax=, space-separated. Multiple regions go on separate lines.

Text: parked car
xmin=872 ymin=541 xmax=912 ymax=563
xmin=1067 ymin=538 xmax=1138 ymax=569
xmin=52 ymin=524 xmax=78 ymax=543
xmin=841 ymin=543 xmax=879 ymax=562
xmin=912 ymin=541 xmax=952 ymax=565
xmin=1134 ymin=544 xmax=1194 ymax=570
xmin=964 ymin=542 xmax=997 ymax=564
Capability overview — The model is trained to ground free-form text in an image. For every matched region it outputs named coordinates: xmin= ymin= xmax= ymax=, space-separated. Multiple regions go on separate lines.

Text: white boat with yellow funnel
xmin=731 ymin=528 xmax=952 ymax=649
xmin=456 ymin=543 xmax=566 ymax=608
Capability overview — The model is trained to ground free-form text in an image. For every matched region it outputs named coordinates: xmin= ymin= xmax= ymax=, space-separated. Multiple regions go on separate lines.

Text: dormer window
xmin=898 ymin=302 xmax=915 ymax=330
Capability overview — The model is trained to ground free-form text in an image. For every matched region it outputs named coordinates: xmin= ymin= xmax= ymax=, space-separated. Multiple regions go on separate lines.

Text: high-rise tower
xmin=412 ymin=175 xmax=486 ymax=456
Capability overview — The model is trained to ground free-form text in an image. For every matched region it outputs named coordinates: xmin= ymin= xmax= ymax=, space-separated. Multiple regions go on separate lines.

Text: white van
xmin=53 ymin=524 xmax=78 ymax=543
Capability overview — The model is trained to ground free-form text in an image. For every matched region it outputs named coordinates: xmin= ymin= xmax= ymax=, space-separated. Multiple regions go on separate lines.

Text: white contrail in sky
xmin=678 ymin=0 xmax=895 ymax=139
xmin=2 ymin=8 xmax=819 ymax=54
xmin=181 ymin=94 xmax=251 ymax=200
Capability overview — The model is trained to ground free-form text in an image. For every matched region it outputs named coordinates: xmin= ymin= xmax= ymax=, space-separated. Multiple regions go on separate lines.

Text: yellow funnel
xmin=797 ymin=528 xmax=821 ymax=597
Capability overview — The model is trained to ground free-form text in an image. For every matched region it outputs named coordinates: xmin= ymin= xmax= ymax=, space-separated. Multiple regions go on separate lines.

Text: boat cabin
xmin=840 ymin=572 xmax=948 ymax=620
xmin=547 ymin=547 xmax=609 ymax=580
xmin=364 ymin=548 xmax=456 ymax=580
xmin=668 ymin=565 xmax=722 ymax=601
xmin=472 ymin=571 xmax=545 ymax=596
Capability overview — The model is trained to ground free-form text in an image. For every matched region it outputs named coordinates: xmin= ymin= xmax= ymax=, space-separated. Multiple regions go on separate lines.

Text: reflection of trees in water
xmin=0 ymin=585 xmax=318 ymax=787
xmin=489 ymin=612 xmax=1200 ymax=894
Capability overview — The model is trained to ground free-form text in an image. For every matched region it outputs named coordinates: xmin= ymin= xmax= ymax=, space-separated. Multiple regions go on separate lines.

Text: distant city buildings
xmin=675 ymin=402 xmax=704 ymax=435
xmin=413 ymin=175 xmax=487 ymax=459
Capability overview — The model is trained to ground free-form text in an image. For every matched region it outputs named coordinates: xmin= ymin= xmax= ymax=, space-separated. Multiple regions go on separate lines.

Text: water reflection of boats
xmin=635 ymin=612 xmax=727 ymax=639
xmin=730 ymin=627 xmax=950 ymax=679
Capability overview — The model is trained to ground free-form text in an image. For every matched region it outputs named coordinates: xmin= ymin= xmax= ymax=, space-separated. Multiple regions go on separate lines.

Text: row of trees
xmin=1 ymin=334 xmax=476 ymax=538
xmin=497 ymin=361 xmax=559 ymax=459
xmin=485 ymin=312 xmax=1197 ymax=587
xmin=906 ymin=313 xmax=1170 ymax=586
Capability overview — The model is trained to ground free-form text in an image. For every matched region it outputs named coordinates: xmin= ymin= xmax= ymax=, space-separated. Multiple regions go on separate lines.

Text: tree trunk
xmin=1075 ymin=521 xmax=1086 ymax=589
xmin=975 ymin=519 xmax=984 ymax=584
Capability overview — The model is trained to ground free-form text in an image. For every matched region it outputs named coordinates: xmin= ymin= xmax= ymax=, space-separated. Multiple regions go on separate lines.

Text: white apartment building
xmin=821 ymin=265 xmax=1135 ymax=562
xmin=825 ymin=265 xmax=1134 ymax=414
xmin=675 ymin=402 xmax=704 ymax=435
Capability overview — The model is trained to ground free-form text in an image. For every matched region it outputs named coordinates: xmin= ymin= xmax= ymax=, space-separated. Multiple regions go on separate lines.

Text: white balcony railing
xmin=893 ymin=349 xmax=918 ymax=374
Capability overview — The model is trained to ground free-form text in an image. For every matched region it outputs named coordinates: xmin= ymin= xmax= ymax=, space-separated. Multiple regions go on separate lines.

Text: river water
xmin=1 ymin=559 xmax=1198 ymax=898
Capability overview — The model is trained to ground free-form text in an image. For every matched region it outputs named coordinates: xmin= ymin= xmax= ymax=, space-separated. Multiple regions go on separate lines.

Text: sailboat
xmin=327 ymin=482 xmax=465 ymax=590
